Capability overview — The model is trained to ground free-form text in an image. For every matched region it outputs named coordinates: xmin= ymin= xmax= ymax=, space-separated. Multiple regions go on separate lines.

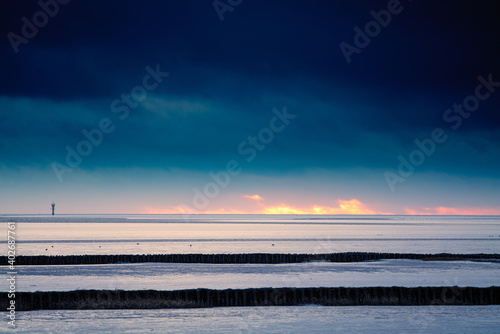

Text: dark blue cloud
xmin=0 ymin=0 xmax=499 ymax=181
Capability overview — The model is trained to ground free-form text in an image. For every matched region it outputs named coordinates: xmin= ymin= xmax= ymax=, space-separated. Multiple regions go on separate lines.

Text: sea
xmin=1 ymin=214 xmax=500 ymax=333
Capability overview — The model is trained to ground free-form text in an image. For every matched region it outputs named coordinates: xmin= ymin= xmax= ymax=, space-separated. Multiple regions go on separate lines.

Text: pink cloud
xmin=243 ymin=194 xmax=264 ymax=201
xmin=143 ymin=206 xmax=193 ymax=214
xmin=405 ymin=206 xmax=500 ymax=215
xmin=143 ymin=206 xmax=247 ymax=214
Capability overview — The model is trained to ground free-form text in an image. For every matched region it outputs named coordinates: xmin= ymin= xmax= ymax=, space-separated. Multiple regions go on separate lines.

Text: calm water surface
xmin=1 ymin=214 xmax=499 ymax=255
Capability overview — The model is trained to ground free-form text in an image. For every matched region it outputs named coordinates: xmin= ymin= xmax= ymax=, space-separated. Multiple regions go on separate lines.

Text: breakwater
xmin=1 ymin=252 xmax=499 ymax=265
xmin=2 ymin=286 xmax=499 ymax=311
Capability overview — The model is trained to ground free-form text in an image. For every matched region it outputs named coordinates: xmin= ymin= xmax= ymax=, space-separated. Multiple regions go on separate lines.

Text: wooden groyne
xmin=1 ymin=252 xmax=499 ymax=266
xmin=2 ymin=286 xmax=499 ymax=311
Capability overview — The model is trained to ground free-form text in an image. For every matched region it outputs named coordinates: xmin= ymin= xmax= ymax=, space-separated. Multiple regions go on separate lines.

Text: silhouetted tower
xmin=51 ymin=202 xmax=55 ymax=215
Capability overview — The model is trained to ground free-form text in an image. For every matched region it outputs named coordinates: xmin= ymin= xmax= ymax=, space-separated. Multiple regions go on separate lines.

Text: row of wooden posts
xmin=2 ymin=287 xmax=499 ymax=311
xmin=1 ymin=252 xmax=499 ymax=265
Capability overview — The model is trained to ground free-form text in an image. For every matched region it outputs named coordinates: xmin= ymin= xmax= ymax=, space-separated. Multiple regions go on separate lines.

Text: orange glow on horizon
xmin=261 ymin=206 xmax=309 ymax=214
xmin=143 ymin=198 xmax=392 ymax=215
xmin=262 ymin=199 xmax=389 ymax=215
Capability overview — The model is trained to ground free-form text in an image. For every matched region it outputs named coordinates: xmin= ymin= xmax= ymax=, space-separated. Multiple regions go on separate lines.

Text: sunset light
xmin=2 ymin=1 xmax=500 ymax=332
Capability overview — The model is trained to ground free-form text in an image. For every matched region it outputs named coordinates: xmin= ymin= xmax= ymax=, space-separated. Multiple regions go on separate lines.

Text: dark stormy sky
xmin=1 ymin=0 xmax=499 ymax=214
